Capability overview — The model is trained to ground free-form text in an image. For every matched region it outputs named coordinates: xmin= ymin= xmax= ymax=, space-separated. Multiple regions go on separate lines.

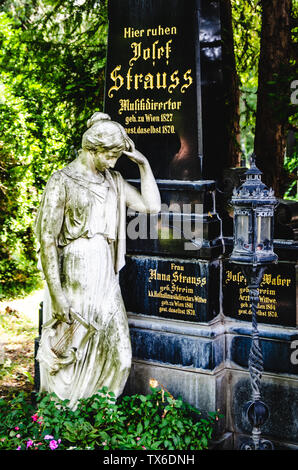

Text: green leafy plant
xmin=0 ymin=383 xmax=222 ymax=451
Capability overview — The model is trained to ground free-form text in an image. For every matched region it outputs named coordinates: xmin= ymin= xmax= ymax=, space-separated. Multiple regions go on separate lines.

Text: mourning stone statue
xmin=35 ymin=112 xmax=161 ymax=409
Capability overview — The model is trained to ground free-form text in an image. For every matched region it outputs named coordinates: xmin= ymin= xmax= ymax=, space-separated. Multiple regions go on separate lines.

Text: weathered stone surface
xmin=35 ymin=113 xmax=160 ymax=409
xmin=227 ymin=370 xmax=298 ymax=445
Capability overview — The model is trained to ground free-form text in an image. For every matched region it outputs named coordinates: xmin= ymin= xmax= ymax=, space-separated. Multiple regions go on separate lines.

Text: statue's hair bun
xmin=87 ymin=112 xmax=111 ymax=128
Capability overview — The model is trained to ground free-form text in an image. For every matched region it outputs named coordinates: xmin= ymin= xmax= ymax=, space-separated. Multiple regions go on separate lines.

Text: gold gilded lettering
xmin=134 ymin=73 xmax=143 ymax=90
xmin=148 ymin=269 xmax=157 ymax=282
xmin=126 ymin=67 xmax=133 ymax=90
xmin=144 ymin=73 xmax=154 ymax=90
xmin=143 ymin=47 xmax=151 ymax=61
xmin=129 ymin=42 xmax=142 ymax=67
xmin=168 ymin=70 xmax=180 ymax=93
xmin=171 ymin=263 xmax=184 ymax=271
xmin=108 ymin=66 xmax=124 ymax=98
xmin=181 ymin=69 xmax=193 ymax=93
xmin=156 ymin=72 xmax=167 ymax=89
xmin=124 ymin=27 xmax=145 ymax=38
xmin=146 ymin=26 xmax=177 ymax=37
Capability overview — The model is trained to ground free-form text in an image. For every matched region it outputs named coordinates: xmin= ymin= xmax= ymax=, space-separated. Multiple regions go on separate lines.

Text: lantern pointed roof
xmin=245 ymin=153 xmax=263 ymax=176
xmin=232 ymin=153 xmax=276 ymax=203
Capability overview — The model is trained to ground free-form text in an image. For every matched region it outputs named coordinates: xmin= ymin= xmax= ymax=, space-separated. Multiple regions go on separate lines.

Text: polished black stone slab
xmin=223 ymin=260 xmax=297 ymax=327
xmin=105 ymin=0 xmax=229 ymax=184
xmin=129 ymin=321 xmax=224 ymax=370
xmin=120 ymin=255 xmax=220 ymax=322
xmin=125 ymin=179 xmax=224 ymax=259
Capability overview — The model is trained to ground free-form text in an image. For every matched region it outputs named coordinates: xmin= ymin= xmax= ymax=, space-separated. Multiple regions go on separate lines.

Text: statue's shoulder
xmin=47 ymin=169 xmax=65 ymax=183
xmin=43 ymin=169 xmax=67 ymax=196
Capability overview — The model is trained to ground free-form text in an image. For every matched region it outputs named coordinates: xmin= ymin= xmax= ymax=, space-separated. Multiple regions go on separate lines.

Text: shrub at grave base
xmin=0 ymin=387 xmax=221 ymax=450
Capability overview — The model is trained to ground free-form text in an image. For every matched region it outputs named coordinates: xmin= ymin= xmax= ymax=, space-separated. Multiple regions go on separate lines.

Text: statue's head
xmin=83 ymin=111 xmax=131 ymax=152
xmin=81 ymin=112 xmax=133 ymax=171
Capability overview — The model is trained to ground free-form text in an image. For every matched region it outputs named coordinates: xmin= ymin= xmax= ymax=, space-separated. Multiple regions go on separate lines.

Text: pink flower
xmin=49 ymin=440 xmax=59 ymax=450
xmin=31 ymin=413 xmax=39 ymax=422
xmin=44 ymin=435 xmax=54 ymax=440
xmin=14 ymin=427 xmax=19 ymax=431
xmin=142 ymin=446 xmax=146 ymax=450
xmin=26 ymin=440 xmax=33 ymax=449
xmin=16 ymin=446 xmax=21 ymax=450
xmin=16 ymin=434 xmax=21 ymax=438
xmin=136 ymin=437 xmax=141 ymax=441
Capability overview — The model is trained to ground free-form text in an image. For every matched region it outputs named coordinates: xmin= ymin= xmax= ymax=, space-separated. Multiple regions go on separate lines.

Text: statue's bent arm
xmin=123 ymin=152 xmax=161 ymax=214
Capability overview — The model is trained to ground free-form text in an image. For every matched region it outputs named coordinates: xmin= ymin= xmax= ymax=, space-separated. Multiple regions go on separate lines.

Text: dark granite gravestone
xmin=103 ymin=0 xmax=298 ymax=450
xmin=105 ymin=0 xmax=229 ymax=268
xmin=103 ymin=2 xmax=230 ymax=437
xmin=105 ymin=0 xmax=229 ymax=324
xmin=105 ymin=0 xmax=229 ymax=184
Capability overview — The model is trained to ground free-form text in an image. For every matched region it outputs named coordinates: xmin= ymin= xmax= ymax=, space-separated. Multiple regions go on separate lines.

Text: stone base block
xmin=124 ymin=314 xmax=228 ymax=439
xmin=124 ymin=359 xmax=226 ymax=413
xmin=234 ymin=433 xmax=298 ymax=451
xmin=226 ymin=368 xmax=298 ymax=445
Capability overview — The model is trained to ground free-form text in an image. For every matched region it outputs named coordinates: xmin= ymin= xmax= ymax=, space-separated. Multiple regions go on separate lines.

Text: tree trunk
xmin=220 ymin=0 xmax=241 ymax=168
xmin=254 ymin=0 xmax=292 ymax=197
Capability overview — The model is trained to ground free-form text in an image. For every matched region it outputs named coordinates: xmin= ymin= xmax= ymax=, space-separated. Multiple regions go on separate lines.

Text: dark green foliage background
xmin=0 ymin=0 xmax=297 ymax=298
xmin=0 ymin=0 xmax=108 ymax=298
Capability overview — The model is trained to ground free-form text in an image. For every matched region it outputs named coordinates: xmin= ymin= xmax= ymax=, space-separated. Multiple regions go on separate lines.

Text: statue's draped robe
xmin=35 ymin=166 xmax=131 ymax=409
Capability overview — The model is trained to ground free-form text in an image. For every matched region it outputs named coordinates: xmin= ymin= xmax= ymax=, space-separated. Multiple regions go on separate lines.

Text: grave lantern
xmin=229 ymin=154 xmax=278 ymax=450
xmin=230 ymin=154 xmax=278 ymax=266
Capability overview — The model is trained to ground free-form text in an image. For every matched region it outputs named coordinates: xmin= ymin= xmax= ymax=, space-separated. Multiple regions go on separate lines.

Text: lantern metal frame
xmin=229 ymin=155 xmax=278 ymax=450
xmin=230 ymin=156 xmax=277 ymax=266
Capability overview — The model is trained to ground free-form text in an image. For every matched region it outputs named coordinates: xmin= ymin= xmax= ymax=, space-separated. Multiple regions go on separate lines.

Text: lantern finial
xmin=250 ymin=153 xmax=256 ymax=168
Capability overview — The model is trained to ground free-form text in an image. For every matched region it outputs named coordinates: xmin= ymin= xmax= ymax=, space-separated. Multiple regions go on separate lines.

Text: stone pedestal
xmin=225 ymin=320 xmax=298 ymax=449
xmin=104 ymin=1 xmax=229 ymax=430
xmin=123 ymin=314 xmax=228 ymax=441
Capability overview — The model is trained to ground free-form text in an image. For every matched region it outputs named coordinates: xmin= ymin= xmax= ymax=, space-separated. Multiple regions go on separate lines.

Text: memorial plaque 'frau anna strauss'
xmin=105 ymin=0 xmax=201 ymax=180
xmin=120 ymin=256 xmax=220 ymax=322
xmin=223 ymin=262 xmax=297 ymax=327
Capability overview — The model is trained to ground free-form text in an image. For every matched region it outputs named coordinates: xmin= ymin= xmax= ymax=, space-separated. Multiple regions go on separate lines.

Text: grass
xmin=0 ymin=300 xmax=39 ymax=399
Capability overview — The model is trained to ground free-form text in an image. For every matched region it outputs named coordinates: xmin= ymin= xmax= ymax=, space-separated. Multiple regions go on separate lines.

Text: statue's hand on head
xmin=123 ymin=144 xmax=148 ymax=167
xmin=51 ymin=294 xmax=73 ymax=325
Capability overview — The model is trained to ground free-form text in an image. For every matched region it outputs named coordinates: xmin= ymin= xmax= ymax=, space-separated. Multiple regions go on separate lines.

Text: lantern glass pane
xmin=257 ymin=216 xmax=271 ymax=246
xmin=236 ymin=215 xmax=249 ymax=245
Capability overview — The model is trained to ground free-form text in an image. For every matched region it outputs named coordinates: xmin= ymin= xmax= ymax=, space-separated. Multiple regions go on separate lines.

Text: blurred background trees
xmin=0 ymin=0 xmax=108 ymax=298
xmin=0 ymin=0 xmax=297 ymax=298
